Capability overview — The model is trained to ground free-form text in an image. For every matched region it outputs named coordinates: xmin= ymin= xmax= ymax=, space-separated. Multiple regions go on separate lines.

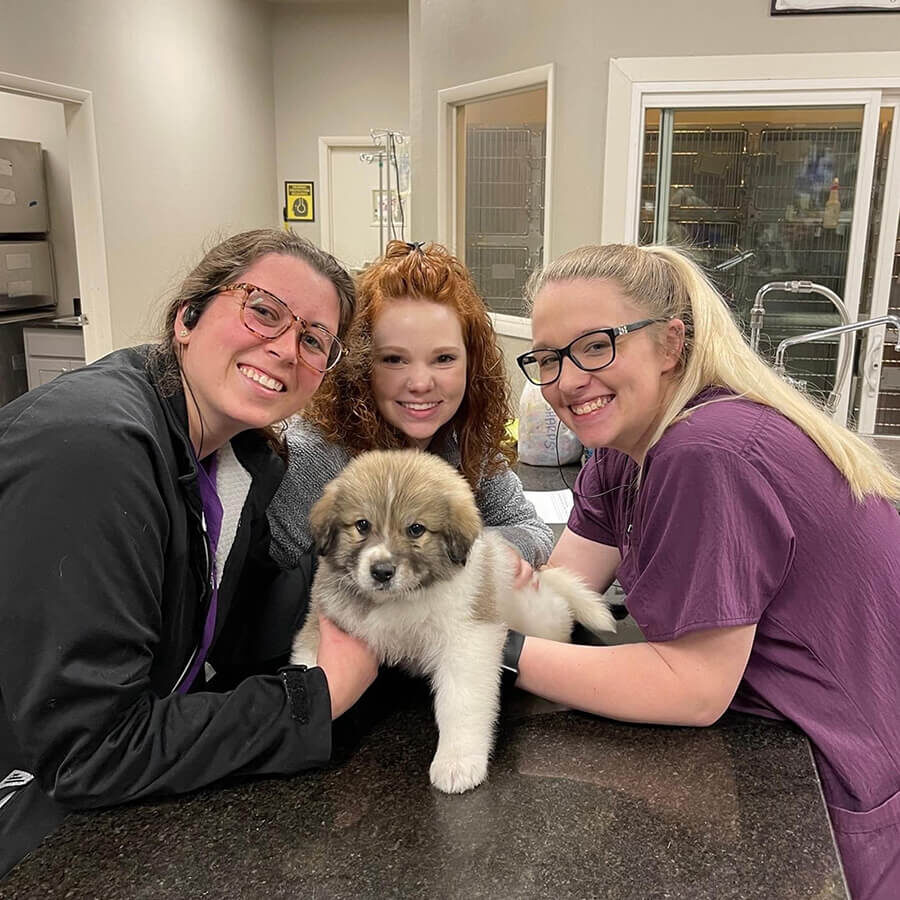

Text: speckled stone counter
xmin=17 ymin=316 xmax=85 ymax=330
xmin=1 ymin=676 xmax=846 ymax=899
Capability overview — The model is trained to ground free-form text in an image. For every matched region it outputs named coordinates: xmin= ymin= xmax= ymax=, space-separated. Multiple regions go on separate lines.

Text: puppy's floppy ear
xmin=443 ymin=491 xmax=482 ymax=566
xmin=309 ymin=480 xmax=341 ymax=556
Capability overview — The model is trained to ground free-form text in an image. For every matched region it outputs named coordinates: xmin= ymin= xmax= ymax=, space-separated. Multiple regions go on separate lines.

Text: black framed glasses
xmin=222 ymin=282 xmax=344 ymax=374
xmin=516 ymin=318 xmax=667 ymax=386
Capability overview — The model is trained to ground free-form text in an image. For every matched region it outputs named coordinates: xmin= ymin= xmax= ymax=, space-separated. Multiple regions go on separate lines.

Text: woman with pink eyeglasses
xmin=0 ymin=229 xmax=378 ymax=876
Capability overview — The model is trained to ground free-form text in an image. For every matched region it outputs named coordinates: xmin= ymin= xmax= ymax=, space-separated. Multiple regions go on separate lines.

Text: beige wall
xmin=0 ymin=92 xmax=80 ymax=316
xmin=0 ymin=0 xmax=278 ymax=347
xmin=463 ymin=88 xmax=546 ymax=126
xmin=410 ymin=0 xmax=900 ymax=256
xmin=272 ymin=0 xmax=409 ymax=253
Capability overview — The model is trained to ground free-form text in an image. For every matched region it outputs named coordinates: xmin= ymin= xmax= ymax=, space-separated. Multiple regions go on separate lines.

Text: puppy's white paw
xmin=429 ymin=753 xmax=489 ymax=794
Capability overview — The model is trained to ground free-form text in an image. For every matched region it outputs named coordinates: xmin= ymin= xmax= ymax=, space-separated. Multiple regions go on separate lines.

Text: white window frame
xmin=602 ymin=51 xmax=900 ymax=427
xmin=437 ymin=64 xmax=554 ymax=341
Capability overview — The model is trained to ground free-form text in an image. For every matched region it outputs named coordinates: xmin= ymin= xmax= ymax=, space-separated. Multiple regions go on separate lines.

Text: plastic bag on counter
xmin=517 ymin=381 xmax=582 ymax=466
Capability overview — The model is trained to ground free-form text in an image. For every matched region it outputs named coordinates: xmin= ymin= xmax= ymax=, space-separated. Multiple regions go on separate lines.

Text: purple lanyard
xmin=177 ymin=452 xmax=223 ymax=694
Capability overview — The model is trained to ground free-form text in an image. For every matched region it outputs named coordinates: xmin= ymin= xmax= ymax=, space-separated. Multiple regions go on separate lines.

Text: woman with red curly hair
xmin=268 ymin=240 xmax=553 ymax=578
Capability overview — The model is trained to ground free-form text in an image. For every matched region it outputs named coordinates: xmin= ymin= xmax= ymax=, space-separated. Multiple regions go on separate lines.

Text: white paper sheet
xmin=524 ymin=489 xmax=574 ymax=524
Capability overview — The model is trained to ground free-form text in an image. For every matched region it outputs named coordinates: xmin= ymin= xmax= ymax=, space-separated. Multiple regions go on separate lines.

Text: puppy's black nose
xmin=370 ymin=562 xmax=396 ymax=584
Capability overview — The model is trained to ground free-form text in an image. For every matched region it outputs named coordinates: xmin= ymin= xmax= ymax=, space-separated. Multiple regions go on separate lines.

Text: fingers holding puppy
xmin=315 ymin=615 xmax=379 ymax=720
xmin=507 ymin=548 xmax=537 ymax=590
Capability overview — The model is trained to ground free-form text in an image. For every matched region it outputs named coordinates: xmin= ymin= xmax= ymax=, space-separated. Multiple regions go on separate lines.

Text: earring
xmin=179 ymin=328 xmax=189 ymax=337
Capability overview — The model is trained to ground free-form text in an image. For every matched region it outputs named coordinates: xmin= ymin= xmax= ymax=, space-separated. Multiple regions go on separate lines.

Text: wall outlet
xmin=11 ymin=353 xmax=25 ymax=371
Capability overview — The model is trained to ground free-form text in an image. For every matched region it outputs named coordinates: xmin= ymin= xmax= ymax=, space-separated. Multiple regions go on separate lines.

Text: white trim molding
xmin=0 ymin=71 xmax=111 ymax=362
xmin=857 ymin=93 xmax=900 ymax=433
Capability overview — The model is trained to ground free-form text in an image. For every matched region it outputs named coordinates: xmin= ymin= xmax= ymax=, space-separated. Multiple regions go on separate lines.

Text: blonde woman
xmin=512 ymin=243 xmax=900 ymax=900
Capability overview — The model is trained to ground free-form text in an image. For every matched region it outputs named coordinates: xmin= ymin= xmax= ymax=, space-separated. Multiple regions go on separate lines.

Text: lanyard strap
xmin=177 ymin=452 xmax=223 ymax=694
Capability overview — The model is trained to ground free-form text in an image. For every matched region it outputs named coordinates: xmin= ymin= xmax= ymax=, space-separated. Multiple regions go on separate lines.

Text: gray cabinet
xmin=0 ymin=241 xmax=56 ymax=312
xmin=0 ymin=138 xmax=50 ymax=233
xmin=23 ymin=326 xmax=85 ymax=390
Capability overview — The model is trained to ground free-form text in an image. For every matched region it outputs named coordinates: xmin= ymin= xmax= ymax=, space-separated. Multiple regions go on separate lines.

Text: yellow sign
xmin=284 ymin=181 xmax=315 ymax=222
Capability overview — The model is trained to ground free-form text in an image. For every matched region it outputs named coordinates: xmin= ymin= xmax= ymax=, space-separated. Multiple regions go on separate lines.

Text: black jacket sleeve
xmin=0 ymin=410 xmax=331 ymax=810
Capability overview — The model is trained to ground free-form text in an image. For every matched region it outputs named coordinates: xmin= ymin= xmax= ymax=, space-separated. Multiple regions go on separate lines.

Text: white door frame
xmin=437 ymin=64 xmax=555 ymax=340
xmin=0 ymin=70 xmax=111 ymax=362
xmin=602 ymin=51 xmax=900 ymax=427
xmin=317 ymin=135 xmax=374 ymax=255
xmin=858 ymin=94 xmax=900 ymax=433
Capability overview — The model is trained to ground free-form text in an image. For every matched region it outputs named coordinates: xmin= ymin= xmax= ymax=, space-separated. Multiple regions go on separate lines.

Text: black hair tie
xmin=406 ymin=241 xmax=425 ymax=252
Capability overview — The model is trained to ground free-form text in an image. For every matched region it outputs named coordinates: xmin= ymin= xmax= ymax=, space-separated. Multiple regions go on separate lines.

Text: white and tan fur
xmin=291 ymin=449 xmax=615 ymax=794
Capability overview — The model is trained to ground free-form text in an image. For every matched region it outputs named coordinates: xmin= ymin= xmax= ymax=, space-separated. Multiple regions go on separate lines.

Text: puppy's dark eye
xmin=407 ymin=522 xmax=426 ymax=538
xmin=355 ymin=519 xmax=371 ymax=535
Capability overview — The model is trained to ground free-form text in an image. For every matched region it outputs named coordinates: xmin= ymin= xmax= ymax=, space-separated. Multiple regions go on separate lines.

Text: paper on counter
xmin=524 ymin=489 xmax=574 ymax=524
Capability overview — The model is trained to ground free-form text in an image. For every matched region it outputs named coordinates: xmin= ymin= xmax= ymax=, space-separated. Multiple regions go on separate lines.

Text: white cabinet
xmin=23 ymin=326 xmax=85 ymax=391
xmin=28 ymin=355 xmax=84 ymax=387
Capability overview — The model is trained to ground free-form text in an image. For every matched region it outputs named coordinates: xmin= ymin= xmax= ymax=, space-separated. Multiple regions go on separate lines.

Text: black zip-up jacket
xmin=0 ymin=346 xmax=331 ymax=877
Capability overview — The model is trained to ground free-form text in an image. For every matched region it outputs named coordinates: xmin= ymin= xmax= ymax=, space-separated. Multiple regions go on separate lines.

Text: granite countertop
xmin=21 ymin=315 xmax=86 ymax=330
xmin=0 ymin=675 xmax=846 ymax=899
xmin=0 ymin=463 xmax=849 ymax=897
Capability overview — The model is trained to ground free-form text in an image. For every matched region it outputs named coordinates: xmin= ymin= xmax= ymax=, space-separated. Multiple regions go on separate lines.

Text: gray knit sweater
xmin=268 ymin=419 xmax=554 ymax=568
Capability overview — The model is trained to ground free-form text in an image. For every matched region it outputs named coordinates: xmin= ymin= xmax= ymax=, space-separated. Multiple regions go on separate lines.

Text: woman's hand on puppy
xmin=508 ymin=549 xmax=538 ymax=590
xmin=315 ymin=615 xmax=379 ymax=719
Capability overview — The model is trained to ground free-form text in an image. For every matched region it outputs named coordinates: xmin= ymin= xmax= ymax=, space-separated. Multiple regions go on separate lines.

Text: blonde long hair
xmin=525 ymin=243 xmax=900 ymax=502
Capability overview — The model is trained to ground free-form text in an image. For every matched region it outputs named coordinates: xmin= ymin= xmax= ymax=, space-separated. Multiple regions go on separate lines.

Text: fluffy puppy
xmin=291 ymin=449 xmax=615 ymax=794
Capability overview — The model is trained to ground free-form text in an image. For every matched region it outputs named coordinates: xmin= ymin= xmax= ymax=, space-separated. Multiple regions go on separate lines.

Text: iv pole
xmin=361 ymin=129 xmax=407 ymax=253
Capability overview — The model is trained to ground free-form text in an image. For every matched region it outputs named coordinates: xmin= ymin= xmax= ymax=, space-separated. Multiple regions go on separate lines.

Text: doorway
xmin=318 ymin=134 xmax=411 ymax=272
xmin=438 ymin=64 xmax=555 ymax=340
xmin=603 ymin=51 xmax=900 ymax=435
xmin=455 ymin=87 xmax=547 ymax=319
xmin=640 ymin=103 xmax=869 ymax=410
xmin=0 ymin=72 xmax=110 ymax=364
xmin=637 ymin=95 xmax=900 ymax=433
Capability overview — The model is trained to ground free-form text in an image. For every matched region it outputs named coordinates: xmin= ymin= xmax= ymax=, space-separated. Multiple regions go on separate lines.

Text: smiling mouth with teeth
xmin=571 ymin=396 xmax=614 ymax=415
xmin=238 ymin=364 xmax=286 ymax=393
xmin=399 ymin=401 xmax=440 ymax=410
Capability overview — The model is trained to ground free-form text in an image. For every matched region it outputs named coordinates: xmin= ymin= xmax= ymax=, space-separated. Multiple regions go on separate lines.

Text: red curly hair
xmin=304 ymin=240 xmax=515 ymax=488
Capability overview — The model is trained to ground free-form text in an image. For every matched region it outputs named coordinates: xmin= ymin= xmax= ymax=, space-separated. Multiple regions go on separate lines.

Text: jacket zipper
xmin=170 ymin=508 xmax=214 ymax=694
